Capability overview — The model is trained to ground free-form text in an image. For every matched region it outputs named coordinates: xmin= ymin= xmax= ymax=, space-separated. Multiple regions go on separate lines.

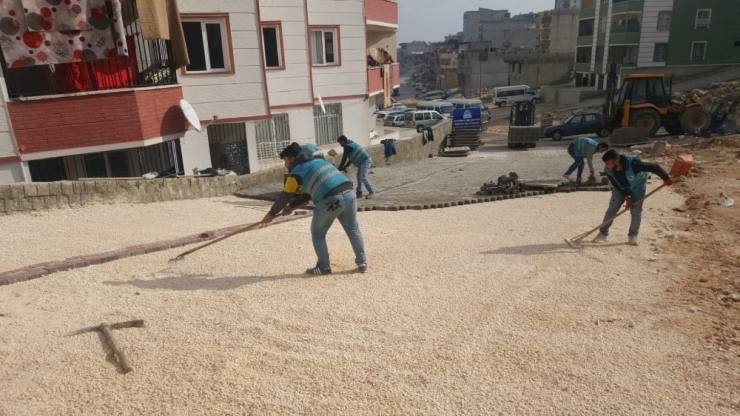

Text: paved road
xmin=237 ymin=133 xmax=601 ymax=207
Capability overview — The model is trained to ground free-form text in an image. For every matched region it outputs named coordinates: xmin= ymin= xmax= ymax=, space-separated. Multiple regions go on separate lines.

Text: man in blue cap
xmin=262 ymin=143 xmax=368 ymax=275
xmin=563 ymin=137 xmax=609 ymax=184
xmin=594 ymin=149 xmax=674 ymax=246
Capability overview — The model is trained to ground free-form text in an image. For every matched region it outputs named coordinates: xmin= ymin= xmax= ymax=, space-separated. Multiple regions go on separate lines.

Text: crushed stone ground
xmin=2 ymin=185 xmax=739 ymax=415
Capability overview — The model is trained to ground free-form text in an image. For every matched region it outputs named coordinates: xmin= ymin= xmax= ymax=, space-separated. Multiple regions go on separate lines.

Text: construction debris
xmin=367 ymin=47 xmax=394 ymax=66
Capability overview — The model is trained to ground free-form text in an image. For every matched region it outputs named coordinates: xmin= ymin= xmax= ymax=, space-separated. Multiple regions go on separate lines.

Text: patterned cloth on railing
xmin=0 ymin=0 xmax=126 ymax=67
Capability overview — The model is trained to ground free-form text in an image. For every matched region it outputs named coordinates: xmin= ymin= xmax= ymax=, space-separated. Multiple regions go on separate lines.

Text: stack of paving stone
xmin=609 ymin=126 xmax=650 ymax=147
xmin=446 ymin=129 xmax=482 ymax=151
xmin=507 ymin=126 xmax=541 ymax=148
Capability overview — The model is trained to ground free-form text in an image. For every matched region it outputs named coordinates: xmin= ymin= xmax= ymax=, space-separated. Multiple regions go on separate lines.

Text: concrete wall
xmin=505 ymin=52 xmax=574 ymax=89
xmin=0 ymin=121 xmax=452 ymax=215
xmin=548 ymin=9 xmax=579 ymax=54
xmin=458 ymin=51 xmax=509 ymax=96
xmin=367 ymin=30 xmax=398 ymax=61
xmin=0 ymin=162 xmax=24 ymax=183
xmin=558 ymin=87 xmax=606 ymax=106
xmin=180 ymin=129 xmax=212 ymax=174
xmin=637 ymin=0 xmax=673 ymax=68
xmin=480 ymin=18 xmax=536 ymax=50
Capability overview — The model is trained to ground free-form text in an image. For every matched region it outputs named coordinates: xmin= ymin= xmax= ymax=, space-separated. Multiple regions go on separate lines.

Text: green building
xmin=666 ymin=0 xmax=740 ymax=66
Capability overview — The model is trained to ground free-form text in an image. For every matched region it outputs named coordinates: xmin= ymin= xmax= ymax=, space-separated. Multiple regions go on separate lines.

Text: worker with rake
xmin=337 ymin=135 xmax=376 ymax=199
xmin=261 ymin=143 xmax=368 ymax=275
xmin=562 ymin=138 xmax=609 ymax=184
xmin=593 ymin=150 xmax=673 ymax=246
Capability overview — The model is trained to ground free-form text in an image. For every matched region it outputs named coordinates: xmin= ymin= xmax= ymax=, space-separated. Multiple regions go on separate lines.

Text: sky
xmin=398 ymin=0 xmax=554 ymax=43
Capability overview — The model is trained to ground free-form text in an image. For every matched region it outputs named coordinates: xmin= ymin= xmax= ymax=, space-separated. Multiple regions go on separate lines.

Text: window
xmin=182 ymin=18 xmax=230 ymax=74
xmin=583 ymin=114 xmax=597 ymax=122
xmin=423 ymin=112 xmax=432 ymax=121
xmin=595 ymin=45 xmax=604 ymax=61
xmin=653 ymin=43 xmax=668 ymax=62
xmin=695 ymin=9 xmax=711 ymax=29
xmin=735 ymin=41 xmax=740 ymax=47
xmin=691 ymin=42 xmax=707 ymax=61
xmin=657 ymin=11 xmax=671 ymax=31
xmin=310 ymin=27 xmax=339 ymax=65
xmin=569 ymin=115 xmax=583 ymax=124
xmin=261 ymin=23 xmax=284 ymax=69
xmin=598 ymin=19 xmax=606 ymax=34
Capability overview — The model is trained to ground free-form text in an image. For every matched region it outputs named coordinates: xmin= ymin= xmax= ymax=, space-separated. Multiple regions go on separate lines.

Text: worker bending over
xmin=563 ymin=137 xmax=609 ymax=184
xmin=337 ymin=135 xmax=375 ymax=199
xmin=262 ymin=143 xmax=368 ymax=275
xmin=594 ymin=150 xmax=673 ymax=246
xmin=297 ymin=142 xmax=325 ymax=160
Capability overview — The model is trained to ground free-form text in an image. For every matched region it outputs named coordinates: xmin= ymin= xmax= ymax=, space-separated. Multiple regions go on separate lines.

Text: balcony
xmin=578 ymin=36 xmax=594 ymax=47
xmin=612 ymin=0 xmax=644 ymax=15
xmin=367 ymin=63 xmax=399 ymax=96
xmin=365 ymin=0 xmax=398 ymax=29
xmin=0 ymin=0 xmax=176 ymax=99
xmin=580 ymin=7 xmax=595 ymax=20
xmin=575 ymin=62 xmax=591 ymax=73
xmin=609 ymin=29 xmax=641 ymax=45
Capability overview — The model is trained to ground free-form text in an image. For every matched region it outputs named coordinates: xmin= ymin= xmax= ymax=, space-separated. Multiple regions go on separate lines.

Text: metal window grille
xmin=313 ymin=103 xmax=343 ymax=145
xmin=0 ymin=0 xmax=177 ymax=98
xmin=256 ymin=113 xmax=291 ymax=169
xmin=207 ymin=122 xmax=250 ymax=174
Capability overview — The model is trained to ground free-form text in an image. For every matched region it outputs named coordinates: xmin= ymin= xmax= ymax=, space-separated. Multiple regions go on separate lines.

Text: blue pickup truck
xmin=544 ymin=113 xmax=610 ymax=141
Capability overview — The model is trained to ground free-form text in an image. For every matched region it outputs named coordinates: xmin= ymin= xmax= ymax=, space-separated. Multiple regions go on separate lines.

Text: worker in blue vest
xmin=296 ymin=142 xmax=324 ymax=160
xmin=563 ymin=137 xmax=609 ymax=184
xmin=261 ymin=143 xmax=368 ymax=275
xmin=594 ymin=150 xmax=674 ymax=246
xmin=337 ymin=135 xmax=375 ymax=199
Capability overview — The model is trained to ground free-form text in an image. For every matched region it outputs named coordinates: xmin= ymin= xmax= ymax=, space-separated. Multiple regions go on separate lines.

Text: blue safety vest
xmin=344 ymin=142 xmax=370 ymax=167
xmin=300 ymin=143 xmax=320 ymax=154
xmin=573 ymin=137 xmax=598 ymax=158
xmin=605 ymin=155 xmax=649 ymax=192
xmin=290 ymin=159 xmax=350 ymax=202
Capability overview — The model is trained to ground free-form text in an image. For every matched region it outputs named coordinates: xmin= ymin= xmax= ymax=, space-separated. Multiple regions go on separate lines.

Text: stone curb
xmin=0 ymin=185 xmax=612 ymax=286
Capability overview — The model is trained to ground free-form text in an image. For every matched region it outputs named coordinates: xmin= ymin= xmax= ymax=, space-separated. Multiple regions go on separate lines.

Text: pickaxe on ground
xmin=68 ymin=319 xmax=144 ymax=373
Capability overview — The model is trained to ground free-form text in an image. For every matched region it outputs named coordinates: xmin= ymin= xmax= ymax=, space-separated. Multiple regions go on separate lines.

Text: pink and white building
xmin=0 ymin=0 xmax=398 ymax=183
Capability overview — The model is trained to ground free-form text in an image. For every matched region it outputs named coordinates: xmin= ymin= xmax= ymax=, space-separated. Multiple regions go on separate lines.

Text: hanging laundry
xmin=0 ymin=0 xmax=124 ymax=67
xmin=110 ymin=0 xmax=128 ymax=57
xmin=22 ymin=0 xmax=91 ymax=32
xmin=137 ymin=0 xmax=189 ymax=68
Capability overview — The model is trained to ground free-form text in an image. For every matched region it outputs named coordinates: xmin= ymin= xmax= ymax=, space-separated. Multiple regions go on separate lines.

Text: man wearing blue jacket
xmin=337 ymin=135 xmax=375 ymax=199
xmin=563 ymin=137 xmax=609 ymax=183
xmin=262 ymin=143 xmax=368 ymax=275
xmin=594 ymin=150 xmax=674 ymax=246
xmin=297 ymin=142 xmax=324 ymax=160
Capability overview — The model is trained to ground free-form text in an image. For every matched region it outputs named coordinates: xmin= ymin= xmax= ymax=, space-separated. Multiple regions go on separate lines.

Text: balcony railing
xmin=612 ymin=0 xmax=644 ymax=15
xmin=580 ymin=7 xmax=596 ymax=19
xmin=575 ymin=62 xmax=591 ymax=73
xmin=365 ymin=0 xmax=398 ymax=27
xmin=0 ymin=0 xmax=176 ymax=99
xmin=577 ymin=36 xmax=594 ymax=46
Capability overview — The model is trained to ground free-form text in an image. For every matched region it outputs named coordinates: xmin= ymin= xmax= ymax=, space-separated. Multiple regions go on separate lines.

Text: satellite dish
xmin=179 ymin=99 xmax=202 ymax=131
xmin=317 ymin=94 xmax=326 ymax=114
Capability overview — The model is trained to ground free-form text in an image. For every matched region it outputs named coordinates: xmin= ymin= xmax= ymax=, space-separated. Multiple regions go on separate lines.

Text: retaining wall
xmin=0 ymin=121 xmax=452 ymax=215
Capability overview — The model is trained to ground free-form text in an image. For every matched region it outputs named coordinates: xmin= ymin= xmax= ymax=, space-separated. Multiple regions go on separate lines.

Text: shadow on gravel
xmin=104 ymin=270 xmax=359 ymax=291
xmin=481 ymin=242 xmax=626 ymax=256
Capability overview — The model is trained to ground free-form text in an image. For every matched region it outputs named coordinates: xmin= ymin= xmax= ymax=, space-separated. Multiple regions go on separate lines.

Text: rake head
xmin=564 ymin=238 xmax=584 ymax=249
xmin=167 ymin=255 xmax=186 ymax=268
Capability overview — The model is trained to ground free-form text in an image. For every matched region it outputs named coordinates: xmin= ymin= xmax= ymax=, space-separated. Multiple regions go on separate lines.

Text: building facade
xmin=0 ymin=0 xmax=399 ymax=183
xmin=462 ymin=8 xmax=509 ymax=42
xmin=575 ymin=0 xmax=739 ymax=89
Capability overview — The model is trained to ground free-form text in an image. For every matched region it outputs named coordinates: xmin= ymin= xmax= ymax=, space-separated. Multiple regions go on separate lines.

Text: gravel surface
xmin=2 ymin=186 xmax=739 ymax=415
xmin=0 ymin=197 xmax=273 ymax=270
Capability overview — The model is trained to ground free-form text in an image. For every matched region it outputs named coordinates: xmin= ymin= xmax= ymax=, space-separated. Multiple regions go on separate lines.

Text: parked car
xmin=404 ymin=110 xmax=445 ymax=132
xmin=493 ymin=85 xmax=541 ymax=107
xmin=388 ymin=103 xmax=407 ymax=111
xmin=544 ymin=113 xmax=609 ymax=141
xmin=384 ymin=114 xmax=406 ymax=127
xmin=423 ymin=90 xmax=447 ymax=101
xmin=448 ymin=98 xmax=492 ymax=124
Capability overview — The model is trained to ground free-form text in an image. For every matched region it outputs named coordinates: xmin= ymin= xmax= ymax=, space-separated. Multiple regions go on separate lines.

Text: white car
xmin=384 ymin=114 xmax=406 ymax=127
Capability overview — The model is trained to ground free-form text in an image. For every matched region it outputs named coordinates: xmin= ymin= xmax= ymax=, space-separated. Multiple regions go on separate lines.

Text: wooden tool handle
xmin=101 ymin=324 xmax=133 ymax=373
xmin=179 ymin=202 xmax=312 ymax=258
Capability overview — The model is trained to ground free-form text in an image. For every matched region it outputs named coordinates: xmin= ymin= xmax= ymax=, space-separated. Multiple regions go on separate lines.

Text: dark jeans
xmin=566 ymin=145 xmax=585 ymax=178
xmin=599 ymin=187 xmax=647 ymax=237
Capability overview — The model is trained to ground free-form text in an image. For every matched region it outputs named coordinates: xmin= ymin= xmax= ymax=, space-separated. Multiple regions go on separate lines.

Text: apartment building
xmin=575 ymin=0 xmax=738 ymax=89
xmin=0 ymin=0 xmax=399 ymax=183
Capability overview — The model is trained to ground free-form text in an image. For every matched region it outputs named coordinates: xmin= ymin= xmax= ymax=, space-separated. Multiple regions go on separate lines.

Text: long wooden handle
xmin=572 ymin=184 xmax=666 ymax=242
xmin=179 ymin=202 xmax=312 ymax=258
xmin=101 ymin=324 xmax=133 ymax=373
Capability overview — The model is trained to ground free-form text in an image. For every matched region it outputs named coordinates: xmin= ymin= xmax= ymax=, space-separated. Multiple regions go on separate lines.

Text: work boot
xmin=365 ymin=193 xmax=375 ymax=199
xmin=628 ymin=236 xmax=639 ymax=246
xmin=357 ymin=263 xmax=368 ymax=273
xmin=562 ymin=173 xmax=572 ymax=182
xmin=576 ymin=177 xmax=582 ymax=185
xmin=356 ymin=191 xmax=363 ymax=198
xmin=593 ymin=233 xmax=607 ymax=243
